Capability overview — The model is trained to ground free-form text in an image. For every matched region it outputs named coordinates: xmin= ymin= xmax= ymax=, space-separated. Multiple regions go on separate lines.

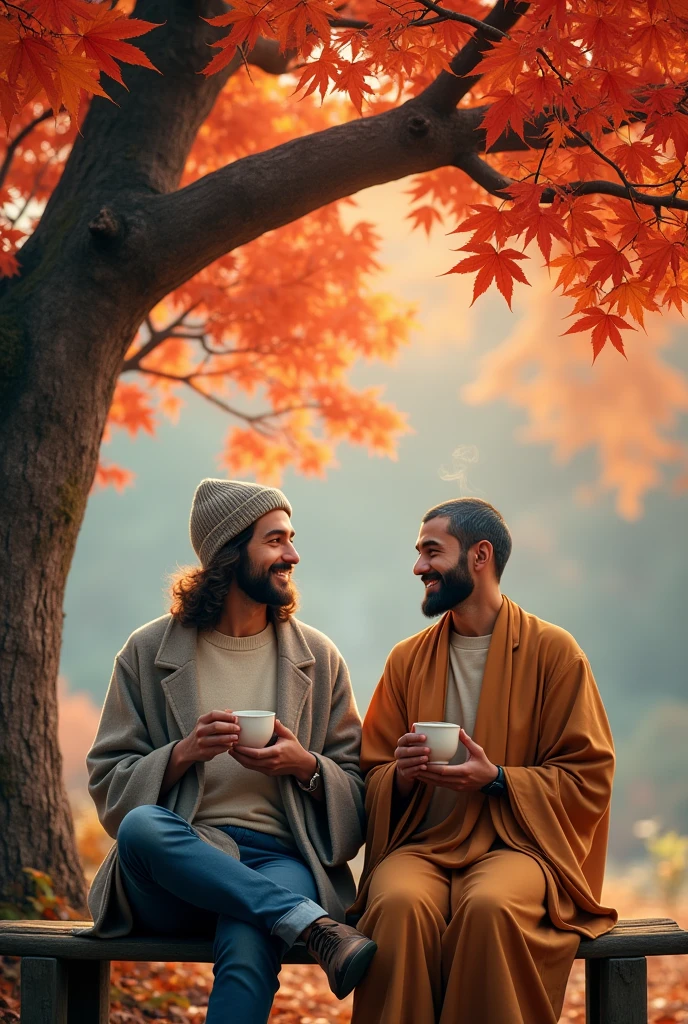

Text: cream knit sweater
xmin=193 ymin=623 xmax=293 ymax=843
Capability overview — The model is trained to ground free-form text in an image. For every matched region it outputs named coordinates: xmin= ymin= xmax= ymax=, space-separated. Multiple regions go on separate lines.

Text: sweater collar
xmin=154 ymin=613 xmax=316 ymax=670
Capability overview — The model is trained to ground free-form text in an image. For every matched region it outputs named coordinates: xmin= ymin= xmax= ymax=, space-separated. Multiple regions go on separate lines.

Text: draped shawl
xmin=351 ymin=597 xmax=617 ymax=938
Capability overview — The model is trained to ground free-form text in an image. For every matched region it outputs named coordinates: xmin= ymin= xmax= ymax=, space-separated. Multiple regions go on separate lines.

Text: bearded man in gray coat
xmin=85 ymin=478 xmax=376 ymax=1024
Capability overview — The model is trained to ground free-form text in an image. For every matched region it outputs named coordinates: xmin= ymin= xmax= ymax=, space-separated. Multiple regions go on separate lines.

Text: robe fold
xmin=350 ymin=597 xmax=617 ymax=1023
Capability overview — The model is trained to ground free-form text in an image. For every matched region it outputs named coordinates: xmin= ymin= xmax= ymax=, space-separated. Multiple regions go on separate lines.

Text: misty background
xmin=60 ymin=182 xmax=688 ymax=867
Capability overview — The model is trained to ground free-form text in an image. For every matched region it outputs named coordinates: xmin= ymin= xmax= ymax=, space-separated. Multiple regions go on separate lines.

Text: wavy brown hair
xmin=169 ymin=524 xmax=297 ymax=629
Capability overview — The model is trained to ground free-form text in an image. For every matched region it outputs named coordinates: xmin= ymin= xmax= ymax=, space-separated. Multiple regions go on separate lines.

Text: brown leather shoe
xmin=306 ymin=917 xmax=377 ymax=999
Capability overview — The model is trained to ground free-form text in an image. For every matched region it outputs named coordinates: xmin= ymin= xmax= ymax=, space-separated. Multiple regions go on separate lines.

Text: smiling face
xmin=235 ymin=508 xmax=300 ymax=608
xmin=414 ymin=516 xmax=475 ymax=617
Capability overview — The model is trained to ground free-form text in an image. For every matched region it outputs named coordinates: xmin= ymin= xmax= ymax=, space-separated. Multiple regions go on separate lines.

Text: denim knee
xmin=117 ymin=804 xmax=172 ymax=862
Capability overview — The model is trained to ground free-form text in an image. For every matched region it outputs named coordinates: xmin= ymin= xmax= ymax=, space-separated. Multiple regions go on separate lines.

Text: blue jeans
xmin=117 ymin=804 xmax=326 ymax=1024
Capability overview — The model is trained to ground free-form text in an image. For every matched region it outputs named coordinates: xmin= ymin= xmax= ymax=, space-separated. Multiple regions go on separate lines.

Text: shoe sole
xmin=335 ymin=939 xmax=378 ymax=1000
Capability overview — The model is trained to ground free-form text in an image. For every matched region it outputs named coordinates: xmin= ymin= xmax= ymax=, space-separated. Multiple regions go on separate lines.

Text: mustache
xmin=421 ymin=572 xmax=442 ymax=585
xmin=271 ymin=563 xmax=293 ymax=574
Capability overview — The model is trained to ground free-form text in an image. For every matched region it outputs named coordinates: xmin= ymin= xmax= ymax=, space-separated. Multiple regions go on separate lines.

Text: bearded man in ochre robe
xmin=350 ymin=497 xmax=616 ymax=1024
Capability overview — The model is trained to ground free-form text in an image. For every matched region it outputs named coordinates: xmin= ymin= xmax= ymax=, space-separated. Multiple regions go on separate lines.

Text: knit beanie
xmin=190 ymin=478 xmax=292 ymax=567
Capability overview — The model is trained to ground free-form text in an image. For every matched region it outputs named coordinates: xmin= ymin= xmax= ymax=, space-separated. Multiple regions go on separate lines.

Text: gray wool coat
xmin=81 ymin=613 xmax=365 ymax=938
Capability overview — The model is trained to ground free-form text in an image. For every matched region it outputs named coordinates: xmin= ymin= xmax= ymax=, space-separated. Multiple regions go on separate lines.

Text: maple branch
xmin=412 ymin=1 xmax=509 ymax=38
xmin=7 ymin=155 xmax=57 ymax=227
xmin=458 ymin=152 xmax=512 ymax=197
xmin=329 ymin=17 xmax=371 ymax=28
xmin=129 ymin=366 xmax=319 ymax=429
xmin=474 ymin=85 xmax=660 ymax=154
xmin=458 ymin=153 xmax=688 ymax=212
xmin=0 ymin=110 xmax=53 ymax=192
xmin=541 ymin=181 xmax=688 ymax=213
xmin=424 ymin=1 xmax=530 ymax=115
xmin=122 ymin=304 xmax=200 ymax=371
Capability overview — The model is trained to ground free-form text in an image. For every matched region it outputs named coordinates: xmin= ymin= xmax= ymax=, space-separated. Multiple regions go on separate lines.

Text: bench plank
xmin=2 ymin=918 xmax=688 ymax=963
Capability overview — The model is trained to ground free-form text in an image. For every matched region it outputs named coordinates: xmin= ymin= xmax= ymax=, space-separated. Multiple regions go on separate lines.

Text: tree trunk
xmin=0 ymin=294 xmax=138 ymax=913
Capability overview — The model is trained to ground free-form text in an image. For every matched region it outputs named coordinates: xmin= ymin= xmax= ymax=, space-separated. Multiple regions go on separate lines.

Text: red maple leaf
xmin=77 ymin=9 xmax=161 ymax=87
xmin=447 ymin=242 xmax=530 ymax=309
xmin=581 ymin=238 xmax=633 ymax=289
xmin=481 ymin=90 xmax=532 ymax=151
xmin=562 ymin=305 xmax=636 ymax=359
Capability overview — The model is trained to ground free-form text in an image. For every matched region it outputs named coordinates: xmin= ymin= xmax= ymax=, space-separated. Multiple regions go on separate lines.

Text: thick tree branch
xmin=22 ymin=0 xmax=252 ymax=260
xmin=424 ymin=1 xmax=530 ymax=115
xmin=246 ymin=37 xmax=294 ymax=75
xmin=144 ymin=101 xmax=484 ymax=297
xmin=457 ymin=151 xmax=512 ymax=196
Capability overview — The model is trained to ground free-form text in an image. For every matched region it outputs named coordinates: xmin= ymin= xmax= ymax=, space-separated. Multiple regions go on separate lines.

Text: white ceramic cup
xmin=412 ymin=721 xmax=460 ymax=764
xmin=234 ymin=711 xmax=276 ymax=748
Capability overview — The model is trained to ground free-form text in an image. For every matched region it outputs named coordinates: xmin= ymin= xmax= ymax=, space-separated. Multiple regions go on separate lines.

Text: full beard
xmin=235 ymin=554 xmax=298 ymax=608
xmin=421 ymin=552 xmax=474 ymax=617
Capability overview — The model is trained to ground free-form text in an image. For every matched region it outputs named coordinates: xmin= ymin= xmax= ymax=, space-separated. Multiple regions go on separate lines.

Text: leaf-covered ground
xmin=1 ymin=885 xmax=686 ymax=1023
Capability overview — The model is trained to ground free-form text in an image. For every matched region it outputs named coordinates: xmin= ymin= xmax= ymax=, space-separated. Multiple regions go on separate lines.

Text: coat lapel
xmin=155 ymin=617 xmax=200 ymax=739
xmin=153 ymin=615 xmax=316 ymax=741
xmin=275 ymin=618 xmax=315 ymax=739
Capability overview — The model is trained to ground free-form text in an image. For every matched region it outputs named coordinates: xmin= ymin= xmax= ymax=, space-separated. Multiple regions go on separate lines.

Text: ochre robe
xmin=350 ymin=597 xmax=616 ymax=1024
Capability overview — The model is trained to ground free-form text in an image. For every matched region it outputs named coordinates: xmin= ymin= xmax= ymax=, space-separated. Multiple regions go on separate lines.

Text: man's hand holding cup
xmin=180 ymin=709 xmax=240 ymax=763
xmin=394 ymin=730 xmax=431 ymax=798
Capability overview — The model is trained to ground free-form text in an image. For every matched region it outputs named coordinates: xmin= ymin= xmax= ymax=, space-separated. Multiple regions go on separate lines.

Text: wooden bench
xmin=1 ymin=917 xmax=687 ymax=1023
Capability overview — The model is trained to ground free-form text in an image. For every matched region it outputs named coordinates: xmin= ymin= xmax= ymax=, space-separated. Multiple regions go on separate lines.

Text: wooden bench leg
xmin=65 ymin=959 xmax=110 ymax=1024
xmin=20 ymin=956 xmax=68 ymax=1024
xmin=586 ymin=956 xmax=648 ymax=1024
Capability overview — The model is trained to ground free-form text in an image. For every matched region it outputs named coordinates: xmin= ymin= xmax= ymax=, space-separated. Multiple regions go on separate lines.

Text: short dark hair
xmin=422 ymin=498 xmax=512 ymax=581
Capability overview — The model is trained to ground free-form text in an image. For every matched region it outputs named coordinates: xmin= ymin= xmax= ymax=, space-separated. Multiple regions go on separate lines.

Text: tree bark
xmin=0 ymin=0 xmax=530 ymax=910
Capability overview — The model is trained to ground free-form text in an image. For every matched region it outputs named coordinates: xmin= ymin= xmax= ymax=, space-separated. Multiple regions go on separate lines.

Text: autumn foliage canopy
xmin=2 ymin=0 xmax=688 ymax=497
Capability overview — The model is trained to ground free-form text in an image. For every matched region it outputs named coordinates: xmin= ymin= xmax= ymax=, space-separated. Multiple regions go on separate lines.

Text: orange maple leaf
xmin=562 ymin=305 xmax=636 ymax=359
xmin=663 ymin=281 xmax=688 ymax=314
xmin=108 ymin=382 xmax=156 ymax=436
xmin=335 ymin=61 xmax=374 ymax=114
xmin=94 ymin=461 xmax=134 ymax=492
xmin=549 ymin=251 xmax=590 ymax=291
xmin=294 ymin=50 xmax=339 ymax=103
xmin=52 ymin=51 xmax=109 ymax=122
xmin=451 ymin=204 xmax=515 ymax=246
xmin=606 ymin=281 xmax=658 ymax=329
xmin=407 ymin=204 xmax=443 ymax=237
xmin=447 ymin=242 xmax=530 ymax=309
